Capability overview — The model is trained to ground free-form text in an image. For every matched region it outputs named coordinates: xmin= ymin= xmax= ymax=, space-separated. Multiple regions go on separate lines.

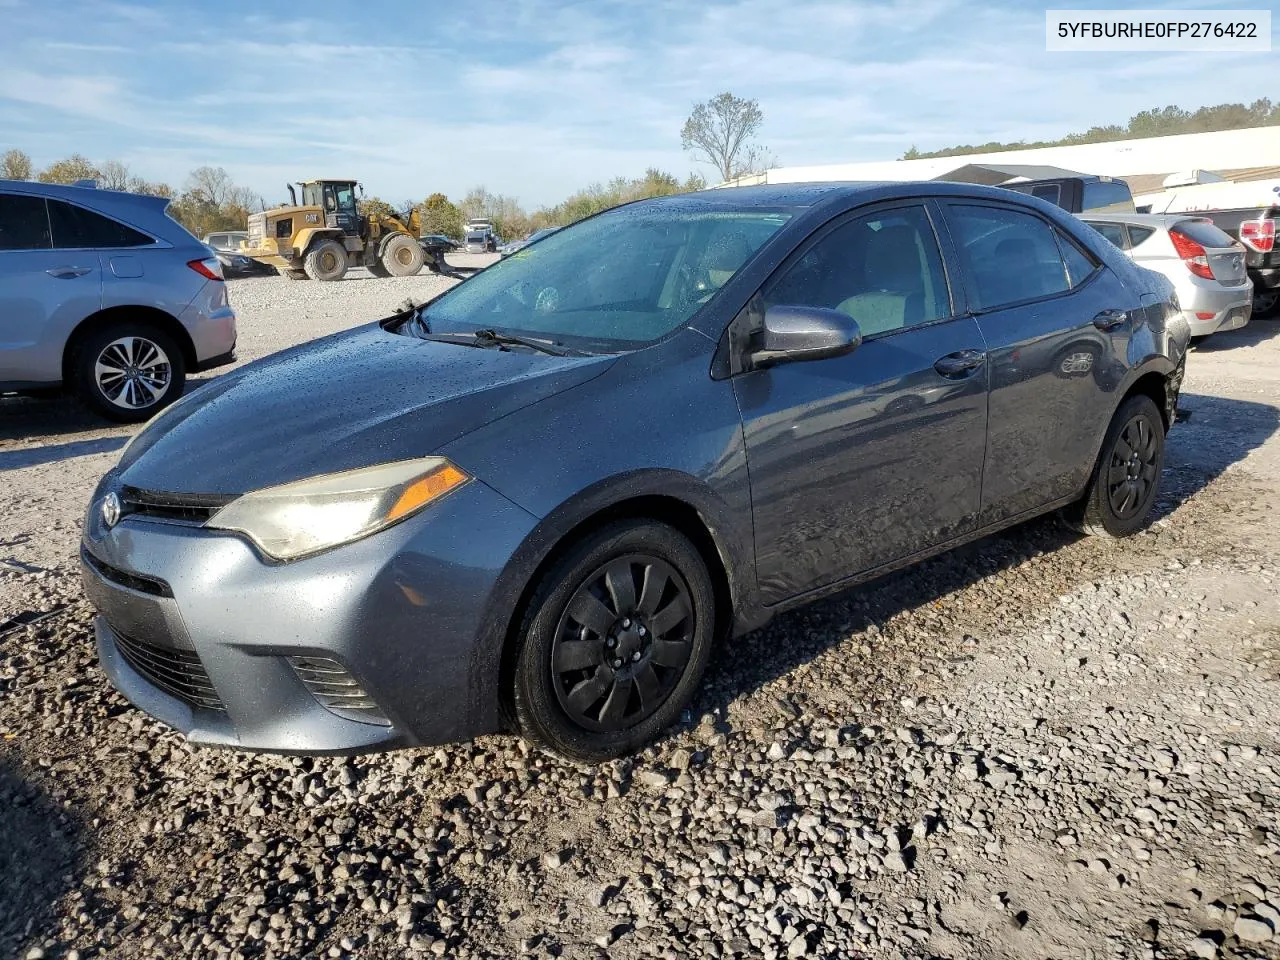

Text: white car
xmin=1081 ymin=213 xmax=1252 ymax=338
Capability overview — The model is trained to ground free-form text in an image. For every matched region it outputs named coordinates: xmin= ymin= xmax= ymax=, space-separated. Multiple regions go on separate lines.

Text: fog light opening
xmin=287 ymin=656 xmax=391 ymax=727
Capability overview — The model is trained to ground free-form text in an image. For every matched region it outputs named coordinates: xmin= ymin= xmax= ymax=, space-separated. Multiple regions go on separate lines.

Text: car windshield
xmin=422 ymin=204 xmax=791 ymax=347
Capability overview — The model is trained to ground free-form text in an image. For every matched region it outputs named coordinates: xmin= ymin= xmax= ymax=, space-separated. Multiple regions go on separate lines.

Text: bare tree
xmin=184 ymin=166 xmax=236 ymax=206
xmin=2 ymin=149 xmax=33 ymax=180
xmin=680 ymin=92 xmax=765 ymax=182
xmin=98 ymin=159 xmax=131 ymax=191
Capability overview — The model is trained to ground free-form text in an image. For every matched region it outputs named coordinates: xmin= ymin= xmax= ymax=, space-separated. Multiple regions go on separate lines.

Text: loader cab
xmin=300 ymin=180 xmax=361 ymax=237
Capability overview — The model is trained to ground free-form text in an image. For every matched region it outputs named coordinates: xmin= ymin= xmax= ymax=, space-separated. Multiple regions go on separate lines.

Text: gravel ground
xmin=1 ymin=273 xmax=1279 ymax=960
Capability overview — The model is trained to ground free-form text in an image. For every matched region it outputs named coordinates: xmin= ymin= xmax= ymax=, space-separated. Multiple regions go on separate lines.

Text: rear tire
xmin=1254 ymin=289 xmax=1280 ymax=319
xmin=72 ymin=322 xmax=186 ymax=423
xmin=1061 ymin=394 xmax=1165 ymax=538
xmin=381 ymin=234 xmax=425 ymax=277
xmin=511 ymin=519 xmax=716 ymax=763
xmin=303 ymin=240 xmax=349 ymax=281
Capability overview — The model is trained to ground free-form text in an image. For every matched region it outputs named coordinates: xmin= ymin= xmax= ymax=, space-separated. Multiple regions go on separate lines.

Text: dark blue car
xmin=81 ymin=182 xmax=1189 ymax=761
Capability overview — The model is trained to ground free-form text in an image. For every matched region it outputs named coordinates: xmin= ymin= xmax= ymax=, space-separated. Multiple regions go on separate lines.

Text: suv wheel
xmin=73 ymin=323 xmax=186 ymax=423
xmin=1062 ymin=394 xmax=1165 ymax=537
xmin=512 ymin=519 xmax=716 ymax=763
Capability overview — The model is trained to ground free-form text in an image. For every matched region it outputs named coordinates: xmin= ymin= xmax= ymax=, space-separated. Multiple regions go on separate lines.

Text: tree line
xmin=0 ymin=90 xmax=769 ymax=244
xmin=903 ymin=98 xmax=1280 ymax=160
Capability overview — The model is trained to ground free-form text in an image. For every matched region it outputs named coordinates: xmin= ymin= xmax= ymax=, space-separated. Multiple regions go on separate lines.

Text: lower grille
xmin=112 ymin=628 xmax=225 ymax=712
xmin=288 ymin=656 xmax=389 ymax=726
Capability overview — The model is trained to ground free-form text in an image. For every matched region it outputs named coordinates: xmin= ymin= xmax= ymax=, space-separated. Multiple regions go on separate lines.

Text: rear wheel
xmin=303 ymin=240 xmax=349 ymax=281
xmin=1253 ymin=288 xmax=1279 ymax=319
xmin=381 ymin=234 xmax=424 ymax=277
xmin=72 ymin=323 xmax=186 ymax=423
xmin=511 ymin=519 xmax=716 ymax=763
xmin=1061 ymin=394 xmax=1165 ymax=538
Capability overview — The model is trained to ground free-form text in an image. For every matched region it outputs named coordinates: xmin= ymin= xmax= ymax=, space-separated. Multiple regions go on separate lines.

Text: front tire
xmin=73 ymin=323 xmax=186 ymax=423
xmin=303 ymin=240 xmax=349 ymax=281
xmin=1062 ymin=394 xmax=1165 ymax=537
xmin=512 ymin=520 xmax=717 ymax=763
xmin=381 ymin=234 xmax=425 ymax=277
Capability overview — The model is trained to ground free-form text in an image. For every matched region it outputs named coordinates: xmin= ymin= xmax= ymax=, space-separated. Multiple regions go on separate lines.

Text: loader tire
xmin=303 ymin=240 xmax=349 ymax=281
xmin=382 ymin=234 xmax=424 ymax=277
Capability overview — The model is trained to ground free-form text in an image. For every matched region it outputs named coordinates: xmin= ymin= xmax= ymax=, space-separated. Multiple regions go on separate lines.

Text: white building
xmin=722 ymin=125 xmax=1280 ymax=195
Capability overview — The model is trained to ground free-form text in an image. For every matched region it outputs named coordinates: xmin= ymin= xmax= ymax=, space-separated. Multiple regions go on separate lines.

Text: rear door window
xmin=946 ymin=204 xmax=1071 ymax=311
xmin=47 ymin=200 xmax=153 ymax=249
xmin=0 ymin=194 xmax=52 ymax=250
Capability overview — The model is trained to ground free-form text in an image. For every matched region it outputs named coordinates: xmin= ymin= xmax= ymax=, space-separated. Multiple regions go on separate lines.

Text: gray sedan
xmin=82 ymin=183 xmax=1188 ymax=761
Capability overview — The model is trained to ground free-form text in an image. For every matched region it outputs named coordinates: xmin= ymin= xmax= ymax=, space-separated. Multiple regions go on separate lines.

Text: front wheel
xmin=303 ymin=240 xmax=349 ymax=281
xmin=73 ymin=323 xmax=186 ymax=423
xmin=511 ymin=520 xmax=717 ymax=763
xmin=1061 ymin=394 xmax=1165 ymax=537
xmin=381 ymin=234 xmax=424 ymax=277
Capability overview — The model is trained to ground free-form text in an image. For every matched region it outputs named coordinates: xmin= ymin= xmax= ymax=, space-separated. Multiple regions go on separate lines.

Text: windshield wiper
xmin=471 ymin=328 xmax=568 ymax=356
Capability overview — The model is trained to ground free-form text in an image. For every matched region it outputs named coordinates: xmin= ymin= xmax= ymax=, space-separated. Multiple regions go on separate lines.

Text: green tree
xmin=359 ymin=196 xmax=398 ymax=219
xmin=1 ymin=149 xmax=33 ymax=180
xmin=37 ymin=154 xmax=100 ymax=184
xmin=681 ymin=92 xmax=765 ymax=182
xmin=420 ymin=192 xmax=463 ymax=238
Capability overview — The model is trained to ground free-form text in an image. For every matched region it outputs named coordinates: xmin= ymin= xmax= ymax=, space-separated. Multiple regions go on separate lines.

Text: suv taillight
xmin=188 ymin=257 xmax=224 ymax=281
xmin=1168 ymin=228 xmax=1213 ymax=280
xmin=1239 ymin=217 xmax=1276 ymax=253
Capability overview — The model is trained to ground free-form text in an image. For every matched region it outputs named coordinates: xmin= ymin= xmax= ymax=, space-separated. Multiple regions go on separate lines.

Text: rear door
xmin=0 ymin=192 xmax=102 ymax=385
xmin=941 ymin=200 xmax=1136 ymax=524
xmin=735 ymin=201 xmax=990 ymax=603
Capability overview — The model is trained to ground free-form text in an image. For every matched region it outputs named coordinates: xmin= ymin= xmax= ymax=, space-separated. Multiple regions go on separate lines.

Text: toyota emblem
xmin=101 ymin=492 xmax=121 ymax=529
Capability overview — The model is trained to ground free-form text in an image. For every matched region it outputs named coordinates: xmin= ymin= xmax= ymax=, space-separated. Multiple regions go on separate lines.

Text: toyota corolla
xmin=82 ymin=183 xmax=1188 ymax=762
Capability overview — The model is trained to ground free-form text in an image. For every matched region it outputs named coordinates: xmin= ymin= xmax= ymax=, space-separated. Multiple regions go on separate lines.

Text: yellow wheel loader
xmin=241 ymin=180 xmax=429 ymax=281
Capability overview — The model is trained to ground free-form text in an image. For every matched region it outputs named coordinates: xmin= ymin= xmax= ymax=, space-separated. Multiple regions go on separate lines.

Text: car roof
xmin=0 ymin=177 xmax=198 ymax=245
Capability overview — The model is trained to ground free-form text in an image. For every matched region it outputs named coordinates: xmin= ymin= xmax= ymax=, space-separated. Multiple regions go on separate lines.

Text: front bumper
xmin=81 ymin=479 xmax=539 ymax=754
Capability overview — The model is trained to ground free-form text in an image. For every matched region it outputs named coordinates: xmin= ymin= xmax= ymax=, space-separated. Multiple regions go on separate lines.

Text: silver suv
xmin=0 ymin=180 xmax=237 ymax=422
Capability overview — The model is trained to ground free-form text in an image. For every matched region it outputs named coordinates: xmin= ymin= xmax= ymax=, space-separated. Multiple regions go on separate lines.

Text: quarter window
xmin=1088 ymin=221 xmax=1129 ymax=250
xmin=1056 ymin=231 xmax=1099 ymax=287
xmin=948 ymin=205 xmax=1071 ymax=311
xmin=0 ymin=194 xmax=52 ymax=250
xmin=48 ymin=200 xmax=152 ymax=249
xmin=764 ymin=205 xmax=950 ymax=337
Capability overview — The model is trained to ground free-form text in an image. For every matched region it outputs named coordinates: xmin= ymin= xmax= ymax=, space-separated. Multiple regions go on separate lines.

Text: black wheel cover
xmin=550 ymin=554 xmax=694 ymax=733
xmin=1106 ymin=412 xmax=1160 ymax=519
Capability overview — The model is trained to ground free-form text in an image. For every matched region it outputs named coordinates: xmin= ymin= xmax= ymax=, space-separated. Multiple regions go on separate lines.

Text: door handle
xmin=46 ymin=266 xmax=93 ymax=279
xmin=933 ymin=349 xmax=986 ymax=378
xmin=1092 ymin=308 xmax=1128 ymax=331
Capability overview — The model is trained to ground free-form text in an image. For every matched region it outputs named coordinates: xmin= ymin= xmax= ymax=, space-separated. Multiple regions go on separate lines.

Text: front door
xmin=733 ymin=202 xmax=990 ymax=605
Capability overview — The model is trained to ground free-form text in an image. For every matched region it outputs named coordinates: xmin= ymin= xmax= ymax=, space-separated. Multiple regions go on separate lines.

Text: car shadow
xmin=0 ymin=763 xmax=84 ymax=956
xmin=0 ymin=436 xmax=128 ymax=471
xmin=1193 ymin=317 xmax=1280 ymax=351
xmin=692 ymin=391 xmax=1279 ymax=730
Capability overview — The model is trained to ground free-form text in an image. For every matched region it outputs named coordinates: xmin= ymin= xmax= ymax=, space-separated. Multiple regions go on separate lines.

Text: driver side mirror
xmin=750 ymin=305 xmax=862 ymax=369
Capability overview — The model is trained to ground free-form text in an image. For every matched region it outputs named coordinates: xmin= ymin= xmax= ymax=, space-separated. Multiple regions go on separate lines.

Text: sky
xmin=1 ymin=0 xmax=1277 ymax=209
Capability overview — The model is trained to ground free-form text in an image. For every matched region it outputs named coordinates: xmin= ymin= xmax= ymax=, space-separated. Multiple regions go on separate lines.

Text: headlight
xmin=206 ymin=457 xmax=469 ymax=561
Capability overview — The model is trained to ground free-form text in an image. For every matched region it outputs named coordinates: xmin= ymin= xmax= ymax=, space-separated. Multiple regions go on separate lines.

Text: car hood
xmin=117 ymin=321 xmax=615 ymax=495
